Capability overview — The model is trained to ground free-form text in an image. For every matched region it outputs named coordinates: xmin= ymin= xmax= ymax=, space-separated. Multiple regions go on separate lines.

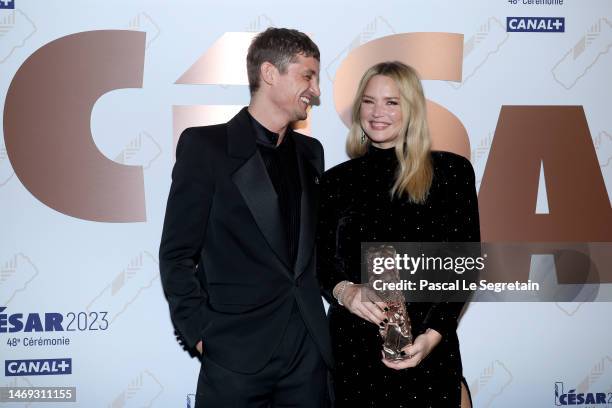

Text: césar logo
xmin=554 ymin=382 xmax=609 ymax=406
xmin=0 ymin=307 xmax=64 ymax=333
xmin=5 ymin=358 xmax=72 ymax=376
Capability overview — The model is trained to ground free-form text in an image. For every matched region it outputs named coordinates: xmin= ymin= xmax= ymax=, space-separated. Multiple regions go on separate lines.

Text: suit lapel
xmin=228 ymin=108 xmax=292 ymax=275
xmin=293 ymin=133 xmax=322 ymax=278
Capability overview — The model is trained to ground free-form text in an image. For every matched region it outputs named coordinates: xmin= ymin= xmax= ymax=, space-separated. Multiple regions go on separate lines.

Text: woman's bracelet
xmin=333 ymin=280 xmax=354 ymax=306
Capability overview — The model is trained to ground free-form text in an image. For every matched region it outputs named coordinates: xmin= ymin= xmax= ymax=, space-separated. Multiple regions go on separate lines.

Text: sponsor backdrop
xmin=1 ymin=0 xmax=611 ymax=406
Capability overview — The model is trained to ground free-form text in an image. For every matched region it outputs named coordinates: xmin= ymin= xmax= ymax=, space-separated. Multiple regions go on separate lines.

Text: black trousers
xmin=195 ymin=305 xmax=330 ymax=408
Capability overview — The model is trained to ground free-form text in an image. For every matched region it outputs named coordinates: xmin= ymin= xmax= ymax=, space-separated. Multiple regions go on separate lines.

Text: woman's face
xmin=359 ymin=74 xmax=403 ymax=149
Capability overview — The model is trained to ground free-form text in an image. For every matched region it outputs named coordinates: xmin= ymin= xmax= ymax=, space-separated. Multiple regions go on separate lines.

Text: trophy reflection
xmin=366 ymin=245 xmax=413 ymax=361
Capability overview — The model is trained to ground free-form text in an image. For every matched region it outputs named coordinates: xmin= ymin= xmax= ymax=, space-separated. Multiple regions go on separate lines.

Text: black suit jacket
xmin=159 ymin=107 xmax=332 ymax=374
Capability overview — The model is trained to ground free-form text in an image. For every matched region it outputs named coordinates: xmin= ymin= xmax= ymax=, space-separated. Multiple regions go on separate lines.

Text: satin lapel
xmin=294 ymin=135 xmax=321 ymax=278
xmin=228 ymin=108 xmax=292 ymax=275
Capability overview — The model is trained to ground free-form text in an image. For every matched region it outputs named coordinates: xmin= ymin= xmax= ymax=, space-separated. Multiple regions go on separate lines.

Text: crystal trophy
xmin=366 ymin=245 xmax=413 ymax=361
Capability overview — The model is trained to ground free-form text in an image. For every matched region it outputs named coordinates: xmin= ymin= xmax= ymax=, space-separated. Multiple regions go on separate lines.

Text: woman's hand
xmin=381 ymin=328 xmax=442 ymax=370
xmin=341 ymin=283 xmax=388 ymax=327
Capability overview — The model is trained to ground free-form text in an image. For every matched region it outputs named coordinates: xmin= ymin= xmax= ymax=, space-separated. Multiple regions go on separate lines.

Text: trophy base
xmin=382 ymin=347 xmax=408 ymax=361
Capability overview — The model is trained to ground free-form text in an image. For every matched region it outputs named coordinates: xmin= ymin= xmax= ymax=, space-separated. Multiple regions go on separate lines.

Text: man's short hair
xmin=246 ymin=27 xmax=320 ymax=95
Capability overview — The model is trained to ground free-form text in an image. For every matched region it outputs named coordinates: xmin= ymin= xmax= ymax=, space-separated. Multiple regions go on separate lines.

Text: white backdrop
xmin=1 ymin=0 xmax=611 ymax=406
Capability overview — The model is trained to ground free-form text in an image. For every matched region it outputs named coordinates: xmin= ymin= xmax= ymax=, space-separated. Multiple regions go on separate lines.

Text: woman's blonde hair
xmin=346 ymin=61 xmax=433 ymax=203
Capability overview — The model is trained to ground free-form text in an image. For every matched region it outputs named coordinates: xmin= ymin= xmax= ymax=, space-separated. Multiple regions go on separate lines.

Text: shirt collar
xmin=247 ymin=110 xmax=283 ymax=148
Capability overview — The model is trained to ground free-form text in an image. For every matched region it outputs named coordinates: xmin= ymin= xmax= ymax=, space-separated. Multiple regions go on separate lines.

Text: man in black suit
xmin=159 ymin=28 xmax=332 ymax=407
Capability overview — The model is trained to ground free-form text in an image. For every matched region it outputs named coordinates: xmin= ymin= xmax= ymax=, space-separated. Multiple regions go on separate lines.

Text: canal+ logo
xmin=554 ymin=382 xmax=609 ymax=406
xmin=0 ymin=0 xmax=15 ymax=10
xmin=5 ymin=358 xmax=72 ymax=376
xmin=507 ymin=17 xmax=565 ymax=32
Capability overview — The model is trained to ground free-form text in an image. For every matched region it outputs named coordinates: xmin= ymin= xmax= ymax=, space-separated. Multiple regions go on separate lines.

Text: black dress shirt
xmin=248 ymin=112 xmax=302 ymax=267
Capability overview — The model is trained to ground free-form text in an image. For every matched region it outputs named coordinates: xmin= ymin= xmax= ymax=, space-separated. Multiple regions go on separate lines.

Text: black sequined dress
xmin=316 ymin=146 xmax=480 ymax=407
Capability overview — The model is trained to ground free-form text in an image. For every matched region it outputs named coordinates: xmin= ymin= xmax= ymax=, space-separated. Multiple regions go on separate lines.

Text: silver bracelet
xmin=334 ymin=280 xmax=354 ymax=306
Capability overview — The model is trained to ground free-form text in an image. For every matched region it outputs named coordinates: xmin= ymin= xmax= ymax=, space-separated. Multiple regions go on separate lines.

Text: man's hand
xmin=196 ymin=340 xmax=203 ymax=355
xmin=342 ymin=284 xmax=387 ymax=327
xmin=381 ymin=328 xmax=442 ymax=370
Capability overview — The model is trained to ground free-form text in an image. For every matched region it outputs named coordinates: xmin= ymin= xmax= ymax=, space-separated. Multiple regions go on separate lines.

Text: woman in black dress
xmin=316 ymin=61 xmax=479 ymax=407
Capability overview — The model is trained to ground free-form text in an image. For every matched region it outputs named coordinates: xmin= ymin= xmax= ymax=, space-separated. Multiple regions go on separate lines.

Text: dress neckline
xmin=366 ymin=144 xmax=396 ymax=159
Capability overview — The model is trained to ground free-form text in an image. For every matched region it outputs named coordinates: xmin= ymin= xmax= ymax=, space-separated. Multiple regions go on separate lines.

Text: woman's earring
xmin=360 ymin=130 xmax=366 ymax=144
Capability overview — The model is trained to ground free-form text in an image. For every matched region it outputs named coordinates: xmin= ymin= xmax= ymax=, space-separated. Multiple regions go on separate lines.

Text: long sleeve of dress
xmin=316 ymin=173 xmax=347 ymax=305
xmin=422 ymin=154 xmax=481 ymax=338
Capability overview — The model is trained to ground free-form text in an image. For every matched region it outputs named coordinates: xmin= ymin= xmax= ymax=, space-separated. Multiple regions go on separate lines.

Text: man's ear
xmin=260 ymin=61 xmax=277 ymax=87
